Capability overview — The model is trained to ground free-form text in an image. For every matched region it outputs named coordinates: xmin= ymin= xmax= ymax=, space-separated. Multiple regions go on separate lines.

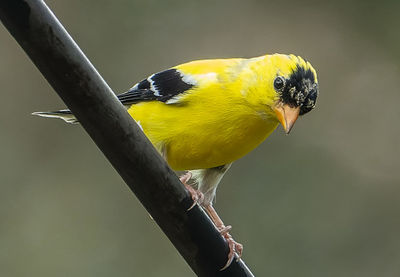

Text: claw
xmin=218 ymin=225 xmax=232 ymax=236
xmin=179 ymin=171 xmax=192 ymax=184
xmin=180 ymin=172 xmax=204 ymax=210
xmin=219 ymin=231 xmax=243 ymax=270
xmin=203 ymin=204 xmax=243 ymax=270
xmin=187 ymin=189 xmax=204 ymax=211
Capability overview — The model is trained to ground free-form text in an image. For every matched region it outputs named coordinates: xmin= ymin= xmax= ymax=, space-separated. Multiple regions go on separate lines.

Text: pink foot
xmin=203 ymin=204 xmax=243 ymax=270
xmin=179 ymin=172 xmax=204 ymax=210
xmin=220 ymin=230 xmax=243 ymax=270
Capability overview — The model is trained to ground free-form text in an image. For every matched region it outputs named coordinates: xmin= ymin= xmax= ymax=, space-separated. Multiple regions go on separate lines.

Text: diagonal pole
xmin=0 ymin=1 xmax=255 ymax=276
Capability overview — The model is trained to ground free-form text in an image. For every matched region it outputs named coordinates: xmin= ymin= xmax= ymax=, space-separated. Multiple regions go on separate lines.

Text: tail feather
xmin=32 ymin=109 xmax=79 ymax=124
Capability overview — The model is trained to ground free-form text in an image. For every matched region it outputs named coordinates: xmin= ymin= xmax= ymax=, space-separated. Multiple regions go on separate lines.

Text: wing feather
xmin=118 ymin=68 xmax=194 ymax=105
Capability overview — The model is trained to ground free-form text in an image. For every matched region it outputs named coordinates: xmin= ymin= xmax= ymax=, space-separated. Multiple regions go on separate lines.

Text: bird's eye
xmin=274 ymin=76 xmax=285 ymax=91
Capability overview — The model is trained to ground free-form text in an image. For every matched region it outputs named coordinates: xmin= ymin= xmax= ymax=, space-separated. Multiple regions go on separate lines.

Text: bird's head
xmin=266 ymin=54 xmax=319 ymax=134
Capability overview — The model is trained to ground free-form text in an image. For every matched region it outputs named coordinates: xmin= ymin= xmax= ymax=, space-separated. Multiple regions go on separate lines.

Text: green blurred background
xmin=1 ymin=0 xmax=400 ymax=276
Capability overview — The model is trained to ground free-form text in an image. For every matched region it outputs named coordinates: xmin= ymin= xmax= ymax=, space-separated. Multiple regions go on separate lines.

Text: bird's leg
xmin=203 ymin=204 xmax=243 ymax=270
xmin=179 ymin=172 xmax=204 ymax=210
xmin=180 ymin=167 xmax=241 ymax=269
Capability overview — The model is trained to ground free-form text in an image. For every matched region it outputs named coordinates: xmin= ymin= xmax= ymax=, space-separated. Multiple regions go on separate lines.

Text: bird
xmin=33 ymin=53 xmax=319 ymax=269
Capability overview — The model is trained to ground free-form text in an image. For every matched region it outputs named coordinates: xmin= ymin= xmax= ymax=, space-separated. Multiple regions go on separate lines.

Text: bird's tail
xmin=32 ymin=109 xmax=79 ymax=124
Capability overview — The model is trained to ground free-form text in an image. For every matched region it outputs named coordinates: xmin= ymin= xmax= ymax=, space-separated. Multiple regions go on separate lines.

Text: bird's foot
xmin=204 ymin=204 xmax=243 ymax=270
xmin=180 ymin=172 xmax=243 ymax=269
xmin=179 ymin=172 xmax=204 ymax=210
xmin=219 ymin=227 xmax=243 ymax=270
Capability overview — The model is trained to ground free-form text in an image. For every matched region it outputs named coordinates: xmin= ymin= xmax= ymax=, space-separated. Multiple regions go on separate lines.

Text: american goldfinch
xmin=33 ymin=53 xmax=319 ymax=268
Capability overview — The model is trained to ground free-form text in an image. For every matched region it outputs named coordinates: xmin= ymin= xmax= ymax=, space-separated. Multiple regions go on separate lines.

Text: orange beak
xmin=273 ymin=102 xmax=300 ymax=134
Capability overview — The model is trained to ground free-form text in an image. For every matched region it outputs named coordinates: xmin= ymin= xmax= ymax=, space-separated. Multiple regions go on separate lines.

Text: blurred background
xmin=1 ymin=0 xmax=400 ymax=276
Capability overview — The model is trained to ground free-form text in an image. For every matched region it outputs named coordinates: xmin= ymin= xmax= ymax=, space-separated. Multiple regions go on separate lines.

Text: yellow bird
xmin=33 ymin=53 xmax=319 ymax=268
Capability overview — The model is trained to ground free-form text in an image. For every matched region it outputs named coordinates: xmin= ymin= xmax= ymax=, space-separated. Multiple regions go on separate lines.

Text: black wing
xmin=117 ymin=69 xmax=194 ymax=105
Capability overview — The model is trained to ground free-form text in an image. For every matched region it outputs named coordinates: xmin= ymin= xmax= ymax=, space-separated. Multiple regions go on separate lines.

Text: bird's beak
xmin=273 ymin=102 xmax=300 ymax=134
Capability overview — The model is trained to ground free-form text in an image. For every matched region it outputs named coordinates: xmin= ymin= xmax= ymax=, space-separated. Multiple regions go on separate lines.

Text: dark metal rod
xmin=0 ymin=0 xmax=255 ymax=276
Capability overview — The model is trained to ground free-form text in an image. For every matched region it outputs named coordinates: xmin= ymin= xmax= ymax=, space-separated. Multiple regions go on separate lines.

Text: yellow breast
xmin=127 ymin=81 xmax=279 ymax=170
